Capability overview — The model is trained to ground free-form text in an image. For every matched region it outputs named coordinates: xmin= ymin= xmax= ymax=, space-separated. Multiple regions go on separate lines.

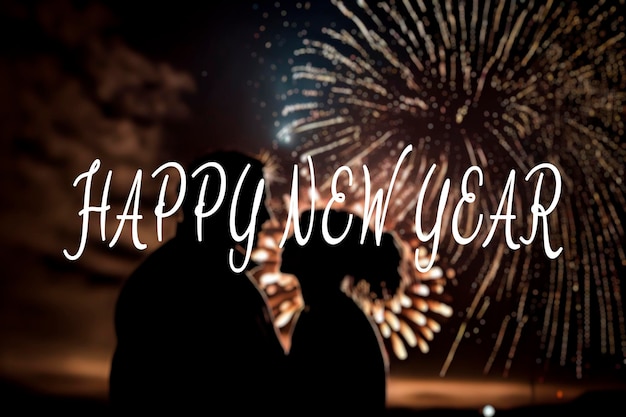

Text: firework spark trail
xmin=254 ymin=0 xmax=626 ymax=378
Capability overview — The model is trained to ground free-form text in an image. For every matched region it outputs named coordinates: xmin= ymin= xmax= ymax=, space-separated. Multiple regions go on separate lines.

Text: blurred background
xmin=0 ymin=0 xmax=625 ymax=415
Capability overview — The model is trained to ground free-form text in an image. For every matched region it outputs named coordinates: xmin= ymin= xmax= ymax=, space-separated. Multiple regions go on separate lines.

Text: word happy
xmin=63 ymin=145 xmax=563 ymax=272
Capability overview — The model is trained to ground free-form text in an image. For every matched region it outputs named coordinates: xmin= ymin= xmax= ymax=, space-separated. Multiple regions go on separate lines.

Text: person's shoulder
xmin=114 ymin=239 xmax=181 ymax=310
xmin=124 ymin=240 xmax=175 ymax=284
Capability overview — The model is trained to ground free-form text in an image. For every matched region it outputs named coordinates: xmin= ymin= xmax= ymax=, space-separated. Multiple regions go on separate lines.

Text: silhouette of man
xmin=280 ymin=209 xmax=403 ymax=415
xmin=109 ymin=150 xmax=285 ymax=413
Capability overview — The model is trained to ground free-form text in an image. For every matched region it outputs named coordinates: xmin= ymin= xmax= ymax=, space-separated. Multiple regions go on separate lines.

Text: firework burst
xmin=249 ymin=192 xmax=454 ymax=358
xmin=251 ymin=0 xmax=626 ymax=379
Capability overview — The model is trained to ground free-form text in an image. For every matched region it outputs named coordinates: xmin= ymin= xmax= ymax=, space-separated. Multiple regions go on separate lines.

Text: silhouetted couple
xmin=109 ymin=150 xmax=403 ymax=414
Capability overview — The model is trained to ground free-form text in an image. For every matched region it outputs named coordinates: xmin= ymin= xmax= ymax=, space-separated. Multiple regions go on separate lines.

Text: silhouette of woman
xmin=280 ymin=209 xmax=402 ymax=414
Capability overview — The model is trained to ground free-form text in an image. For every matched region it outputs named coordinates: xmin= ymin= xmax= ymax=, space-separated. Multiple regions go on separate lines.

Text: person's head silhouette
xmin=281 ymin=209 xmax=402 ymax=303
xmin=178 ymin=149 xmax=272 ymax=271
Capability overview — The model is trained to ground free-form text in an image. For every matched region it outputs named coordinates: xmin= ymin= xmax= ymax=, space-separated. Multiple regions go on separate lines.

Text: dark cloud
xmin=0 ymin=0 xmax=195 ymax=277
xmin=0 ymin=0 xmax=196 ymax=397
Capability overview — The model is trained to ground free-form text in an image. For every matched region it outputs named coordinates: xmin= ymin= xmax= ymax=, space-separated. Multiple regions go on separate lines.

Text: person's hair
xmin=181 ymin=149 xmax=265 ymax=220
xmin=281 ymin=209 xmax=403 ymax=299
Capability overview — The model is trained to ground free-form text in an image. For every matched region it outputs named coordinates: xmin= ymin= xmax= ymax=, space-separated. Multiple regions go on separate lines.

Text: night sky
xmin=1 ymin=0 xmax=625 ymax=413
xmin=102 ymin=1 xmax=283 ymax=158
